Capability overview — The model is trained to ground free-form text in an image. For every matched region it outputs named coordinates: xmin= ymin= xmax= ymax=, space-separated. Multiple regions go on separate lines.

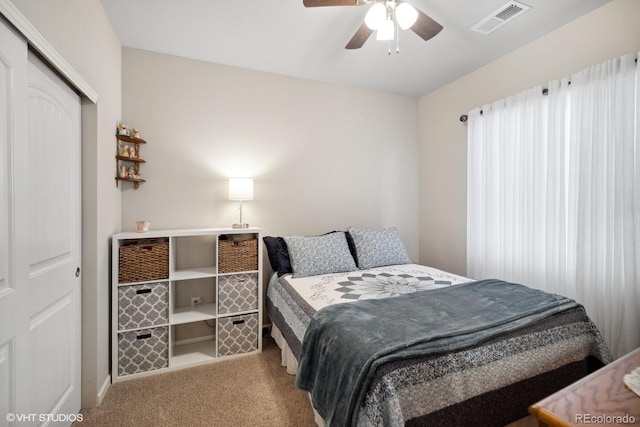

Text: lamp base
xmin=232 ymin=223 xmax=250 ymax=229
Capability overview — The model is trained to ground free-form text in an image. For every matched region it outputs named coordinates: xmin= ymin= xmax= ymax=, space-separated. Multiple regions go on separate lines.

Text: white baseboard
xmin=97 ymin=374 xmax=111 ymax=406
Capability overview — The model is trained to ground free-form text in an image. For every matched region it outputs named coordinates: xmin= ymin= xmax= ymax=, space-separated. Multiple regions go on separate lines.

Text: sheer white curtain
xmin=467 ymin=53 xmax=639 ymax=358
xmin=467 ymin=86 xmax=550 ymax=288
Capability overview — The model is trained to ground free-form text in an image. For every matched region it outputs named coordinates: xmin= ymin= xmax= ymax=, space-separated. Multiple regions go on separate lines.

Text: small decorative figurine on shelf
xmin=118 ymin=122 xmax=129 ymax=136
xmin=132 ymin=128 xmax=141 ymax=139
xmin=121 ymin=144 xmax=129 ymax=157
xmin=119 ymin=166 xmax=126 ymax=178
xmin=128 ymin=146 xmax=136 ymax=159
xmin=128 ymin=167 xmax=135 ymax=178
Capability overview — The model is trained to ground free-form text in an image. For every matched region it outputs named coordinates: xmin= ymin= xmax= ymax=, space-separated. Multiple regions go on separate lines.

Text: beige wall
xmin=121 ymin=48 xmax=420 ymax=261
xmin=418 ymin=0 xmax=640 ymax=277
xmin=10 ymin=0 xmax=122 ymax=408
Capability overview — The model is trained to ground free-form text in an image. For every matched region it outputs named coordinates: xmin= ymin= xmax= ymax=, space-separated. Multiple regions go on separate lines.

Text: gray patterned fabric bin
xmin=218 ymin=313 xmax=258 ymax=357
xmin=218 ymin=273 xmax=258 ymax=315
xmin=118 ymin=326 xmax=169 ymax=376
xmin=118 ymin=282 xmax=169 ymax=330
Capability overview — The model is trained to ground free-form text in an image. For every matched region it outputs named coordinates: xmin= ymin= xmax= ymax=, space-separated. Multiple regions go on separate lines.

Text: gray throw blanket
xmin=295 ymin=279 xmax=580 ymax=427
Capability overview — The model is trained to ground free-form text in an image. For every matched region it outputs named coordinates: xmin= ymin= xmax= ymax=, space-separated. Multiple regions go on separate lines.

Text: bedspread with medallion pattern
xmin=266 ymin=264 xmax=611 ymax=427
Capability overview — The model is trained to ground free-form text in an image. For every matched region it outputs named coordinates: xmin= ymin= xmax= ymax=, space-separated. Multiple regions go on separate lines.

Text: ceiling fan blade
xmin=410 ymin=8 xmax=443 ymax=41
xmin=303 ymin=0 xmax=357 ymax=6
xmin=345 ymin=23 xmax=373 ymax=49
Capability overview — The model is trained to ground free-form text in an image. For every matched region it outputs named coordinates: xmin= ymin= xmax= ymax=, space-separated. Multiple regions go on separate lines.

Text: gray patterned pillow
xmin=347 ymin=227 xmax=412 ymax=269
xmin=283 ymin=233 xmax=357 ymax=278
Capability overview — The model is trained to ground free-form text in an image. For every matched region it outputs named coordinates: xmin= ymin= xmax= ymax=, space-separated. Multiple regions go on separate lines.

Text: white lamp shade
xmin=364 ymin=3 xmax=386 ymax=30
xmin=228 ymin=178 xmax=254 ymax=200
xmin=376 ymin=18 xmax=395 ymax=40
xmin=395 ymin=3 xmax=418 ymax=30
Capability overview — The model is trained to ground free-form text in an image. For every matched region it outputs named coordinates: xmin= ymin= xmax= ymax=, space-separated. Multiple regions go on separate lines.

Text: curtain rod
xmin=459 ymin=57 xmax=638 ymax=123
xmin=459 ymin=84 xmax=561 ymax=122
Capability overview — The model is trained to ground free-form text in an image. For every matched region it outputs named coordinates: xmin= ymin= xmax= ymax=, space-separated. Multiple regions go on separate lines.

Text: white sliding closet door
xmin=0 ymin=19 xmax=81 ymax=426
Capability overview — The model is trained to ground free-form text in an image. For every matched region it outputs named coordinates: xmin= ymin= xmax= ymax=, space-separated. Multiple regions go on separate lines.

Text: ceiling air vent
xmin=471 ymin=1 xmax=530 ymax=35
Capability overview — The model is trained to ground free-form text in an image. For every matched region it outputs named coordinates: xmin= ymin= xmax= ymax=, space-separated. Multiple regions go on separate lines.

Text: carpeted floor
xmin=76 ymin=336 xmax=540 ymax=427
xmin=76 ymin=337 xmax=315 ymax=427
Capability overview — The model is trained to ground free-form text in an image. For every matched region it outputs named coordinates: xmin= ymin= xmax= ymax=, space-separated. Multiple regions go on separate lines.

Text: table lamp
xmin=228 ymin=177 xmax=253 ymax=229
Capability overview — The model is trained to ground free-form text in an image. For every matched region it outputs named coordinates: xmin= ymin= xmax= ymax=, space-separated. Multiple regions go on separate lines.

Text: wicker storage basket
xmin=218 ymin=236 xmax=258 ymax=274
xmin=118 ymin=238 xmax=169 ymax=283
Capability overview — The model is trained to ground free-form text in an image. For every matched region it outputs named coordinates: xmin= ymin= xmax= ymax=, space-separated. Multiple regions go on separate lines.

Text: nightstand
xmin=529 ymin=347 xmax=640 ymax=426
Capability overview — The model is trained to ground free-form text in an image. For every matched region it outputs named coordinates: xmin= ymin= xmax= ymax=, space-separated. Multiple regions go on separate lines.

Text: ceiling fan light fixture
xmin=365 ymin=2 xmax=386 ymax=30
xmin=376 ymin=18 xmax=395 ymax=40
xmin=395 ymin=2 xmax=418 ymax=30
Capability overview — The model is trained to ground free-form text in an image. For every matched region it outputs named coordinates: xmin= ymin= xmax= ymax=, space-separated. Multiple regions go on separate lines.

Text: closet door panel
xmin=0 ymin=18 xmax=29 ymax=420
xmin=0 ymin=19 xmax=81 ymax=422
xmin=25 ymin=52 xmax=81 ymax=419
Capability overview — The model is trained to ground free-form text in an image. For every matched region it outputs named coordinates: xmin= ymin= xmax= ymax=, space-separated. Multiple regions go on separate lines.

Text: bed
xmin=264 ymin=228 xmax=611 ymax=427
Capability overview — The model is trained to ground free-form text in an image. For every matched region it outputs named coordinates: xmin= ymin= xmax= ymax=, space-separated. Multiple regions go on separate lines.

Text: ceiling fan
xmin=303 ymin=0 xmax=443 ymax=50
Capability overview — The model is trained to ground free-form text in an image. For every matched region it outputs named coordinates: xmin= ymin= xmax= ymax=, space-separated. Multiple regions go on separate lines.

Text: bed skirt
xmin=271 ymin=324 xmax=327 ymax=426
xmin=271 ymin=323 xmax=297 ymax=375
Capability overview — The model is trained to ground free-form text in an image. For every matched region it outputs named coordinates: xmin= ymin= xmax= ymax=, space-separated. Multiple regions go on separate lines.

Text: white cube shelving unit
xmin=111 ymin=227 xmax=262 ymax=382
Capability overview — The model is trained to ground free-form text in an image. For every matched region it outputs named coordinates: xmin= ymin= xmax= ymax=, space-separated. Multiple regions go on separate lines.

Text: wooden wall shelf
xmin=115 ymin=132 xmax=147 ymax=189
xmin=116 ymin=156 xmax=146 ymax=164
xmin=115 ymin=176 xmax=147 ymax=188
